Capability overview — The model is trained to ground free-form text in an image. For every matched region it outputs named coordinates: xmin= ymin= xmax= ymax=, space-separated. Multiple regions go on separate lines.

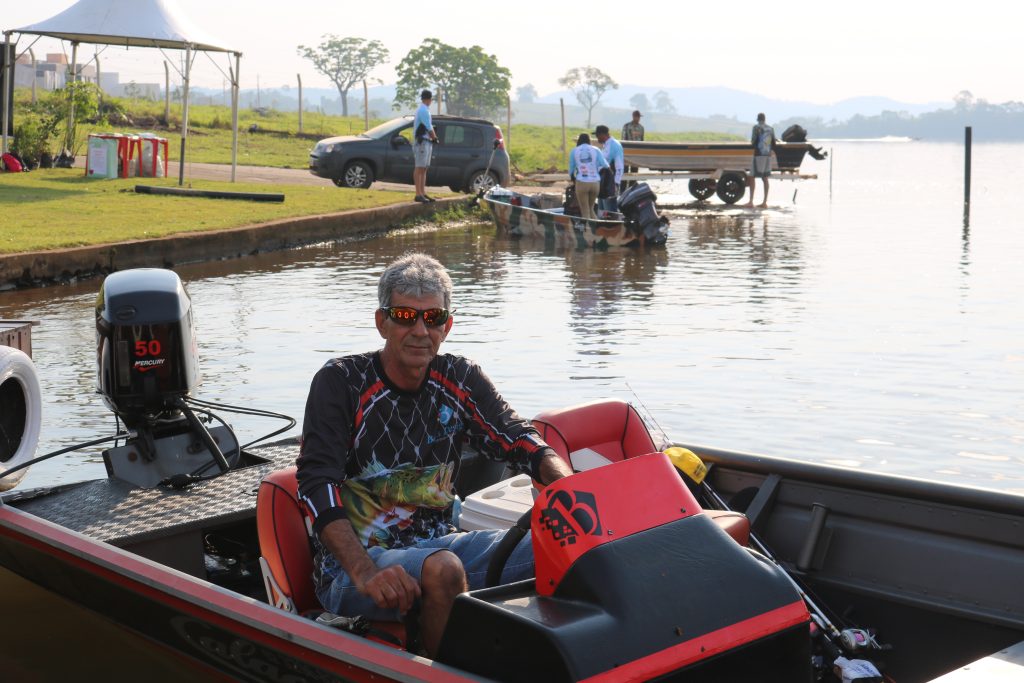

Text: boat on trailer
xmin=1 ymin=273 xmax=1022 ymax=682
xmin=481 ymin=184 xmax=669 ymax=248
xmin=620 ymin=136 xmax=827 ymax=204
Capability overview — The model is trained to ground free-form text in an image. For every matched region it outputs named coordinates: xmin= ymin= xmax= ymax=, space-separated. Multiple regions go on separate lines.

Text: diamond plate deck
xmin=7 ymin=440 xmax=299 ymax=547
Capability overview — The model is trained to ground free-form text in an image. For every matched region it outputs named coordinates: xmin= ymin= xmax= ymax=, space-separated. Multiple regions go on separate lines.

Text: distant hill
xmin=183 ymin=83 xmax=1023 ymax=141
xmin=538 ymin=85 xmax=948 ymax=122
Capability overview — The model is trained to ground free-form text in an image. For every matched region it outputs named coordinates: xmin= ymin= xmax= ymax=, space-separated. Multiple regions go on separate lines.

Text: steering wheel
xmin=484 ymin=509 xmax=534 ymax=588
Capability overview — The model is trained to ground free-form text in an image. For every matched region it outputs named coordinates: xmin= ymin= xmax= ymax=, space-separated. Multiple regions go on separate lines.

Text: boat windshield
xmin=361 ymin=117 xmax=413 ymax=140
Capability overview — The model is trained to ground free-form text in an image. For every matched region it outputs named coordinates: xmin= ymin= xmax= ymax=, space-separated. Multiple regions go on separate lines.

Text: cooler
xmin=458 ymin=474 xmax=536 ymax=531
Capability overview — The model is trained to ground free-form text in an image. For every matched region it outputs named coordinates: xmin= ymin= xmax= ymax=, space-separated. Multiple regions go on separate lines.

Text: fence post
xmin=560 ymin=98 xmax=566 ymax=156
xmin=297 ymin=73 xmax=303 ymax=134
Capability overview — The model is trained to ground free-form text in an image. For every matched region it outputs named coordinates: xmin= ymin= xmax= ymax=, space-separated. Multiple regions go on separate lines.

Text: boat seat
xmin=532 ymin=399 xmax=658 ymax=472
xmin=256 ymin=466 xmax=405 ymax=648
xmin=531 ymin=399 xmax=750 ymax=546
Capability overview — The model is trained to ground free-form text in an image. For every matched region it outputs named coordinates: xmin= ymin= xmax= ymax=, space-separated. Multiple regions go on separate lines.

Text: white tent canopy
xmin=2 ymin=0 xmax=242 ymax=183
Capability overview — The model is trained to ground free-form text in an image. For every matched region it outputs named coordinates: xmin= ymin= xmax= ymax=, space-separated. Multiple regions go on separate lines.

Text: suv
xmin=309 ymin=115 xmax=511 ymax=193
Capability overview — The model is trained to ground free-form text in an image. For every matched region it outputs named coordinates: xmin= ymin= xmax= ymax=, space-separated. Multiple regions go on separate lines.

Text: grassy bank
xmin=0 ymin=169 xmax=419 ymax=254
xmin=12 ymin=90 xmax=741 ymax=175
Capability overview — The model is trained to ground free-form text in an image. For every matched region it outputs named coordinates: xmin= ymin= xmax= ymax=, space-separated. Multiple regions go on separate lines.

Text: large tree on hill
xmin=517 ymin=83 xmax=538 ymax=104
xmin=629 ymin=93 xmax=650 ymax=113
xmin=297 ymin=36 xmax=389 ymax=117
xmin=653 ymin=90 xmax=677 ymax=115
xmin=559 ymin=66 xmax=617 ymax=130
xmin=394 ymin=39 xmax=511 ymax=117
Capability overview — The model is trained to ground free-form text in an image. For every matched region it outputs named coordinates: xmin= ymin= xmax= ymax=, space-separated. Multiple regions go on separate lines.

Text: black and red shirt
xmin=297 ymin=351 xmax=551 ymax=550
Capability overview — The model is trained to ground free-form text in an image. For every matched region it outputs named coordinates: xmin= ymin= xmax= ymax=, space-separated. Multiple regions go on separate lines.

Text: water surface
xmin=3 ymin=140 xmax=1022 ymax=493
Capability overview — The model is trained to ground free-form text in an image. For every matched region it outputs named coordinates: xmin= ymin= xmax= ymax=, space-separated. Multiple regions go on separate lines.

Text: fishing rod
xmin=468 ymin=136 xmax=499 ymax=205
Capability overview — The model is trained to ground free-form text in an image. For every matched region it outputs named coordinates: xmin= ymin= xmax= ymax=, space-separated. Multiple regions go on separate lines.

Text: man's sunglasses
xmin=379 ymin=306 xmax=452 ymax=327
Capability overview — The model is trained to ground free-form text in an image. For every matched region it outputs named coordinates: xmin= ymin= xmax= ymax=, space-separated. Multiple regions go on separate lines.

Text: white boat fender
xmin=0 ymin=346 xmax=43 ymax=492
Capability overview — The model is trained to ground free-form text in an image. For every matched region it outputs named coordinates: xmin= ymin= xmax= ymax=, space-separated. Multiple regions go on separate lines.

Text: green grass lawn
xmin=0 ymin=169 xmax=419 ymax=254
xmin=55 ymin=97 xmax=742 ymax=174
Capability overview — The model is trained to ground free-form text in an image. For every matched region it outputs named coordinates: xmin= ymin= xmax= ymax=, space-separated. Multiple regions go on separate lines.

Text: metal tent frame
xmin=2 ymin=0 xmax=242 ymax=183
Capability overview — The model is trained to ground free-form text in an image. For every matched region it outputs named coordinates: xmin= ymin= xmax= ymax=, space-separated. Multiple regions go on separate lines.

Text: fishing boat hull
xmin=482 ymin=188 xmax=668 ymax=248
xmin=2 ymin=401 xmax=1022 ymax=681
xmin=620 ymin=140 xmax=815 ymax=174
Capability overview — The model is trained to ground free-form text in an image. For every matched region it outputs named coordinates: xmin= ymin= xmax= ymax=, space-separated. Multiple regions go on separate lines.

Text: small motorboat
xmin=1 ymin=271 xmax=1022 ymax=682
xmin=481 ymin=183 xmax=669 ymax=248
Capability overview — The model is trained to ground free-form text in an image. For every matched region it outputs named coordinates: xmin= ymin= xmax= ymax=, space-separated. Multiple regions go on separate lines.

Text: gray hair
xmin=378 ymin=252 xmax=453 ymax=309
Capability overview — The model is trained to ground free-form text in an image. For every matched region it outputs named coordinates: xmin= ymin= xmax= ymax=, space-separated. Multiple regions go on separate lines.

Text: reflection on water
xmin=2 ymin=141 xmax=1023 ymax=494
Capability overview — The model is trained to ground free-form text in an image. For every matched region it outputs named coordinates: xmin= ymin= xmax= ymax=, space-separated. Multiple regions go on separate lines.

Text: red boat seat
xmin=532 ymin=399 xmax=658 ymax=471
xmin=256 ymin=466 xmax=405 ymax=647
xmin=531 ymin=399 xmax=750 ymax=546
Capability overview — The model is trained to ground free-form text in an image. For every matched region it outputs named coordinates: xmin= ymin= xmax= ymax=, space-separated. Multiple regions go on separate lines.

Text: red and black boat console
xmin=440 ymin=453 xmax=811 ymax=681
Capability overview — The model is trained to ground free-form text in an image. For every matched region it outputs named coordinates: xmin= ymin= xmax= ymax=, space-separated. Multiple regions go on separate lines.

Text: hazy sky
xmin=4 ymin=0 xmax=1021 ymax=106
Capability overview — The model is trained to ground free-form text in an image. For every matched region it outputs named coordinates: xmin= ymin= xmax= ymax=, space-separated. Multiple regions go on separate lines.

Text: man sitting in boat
xmin=568 ymin=133 xmax=609 ymax=220
xmin=296 ymin=253 xmax=572 ymax=657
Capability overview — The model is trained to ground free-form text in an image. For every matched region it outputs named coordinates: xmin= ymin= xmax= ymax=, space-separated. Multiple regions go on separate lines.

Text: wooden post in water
xmin=829 ymin=147 xmax=834 ymax=202
xmin=560 ymin=98 xmax=566 ymax=156
xmin=963 ymin=126 xmax=972 ymax=226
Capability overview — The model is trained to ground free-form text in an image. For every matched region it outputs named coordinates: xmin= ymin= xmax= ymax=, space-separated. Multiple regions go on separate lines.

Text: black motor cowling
xmin=619 ymin=182 xmax=665 ymax=240
xmin=95 ymin=268 xmax=199 ymax=426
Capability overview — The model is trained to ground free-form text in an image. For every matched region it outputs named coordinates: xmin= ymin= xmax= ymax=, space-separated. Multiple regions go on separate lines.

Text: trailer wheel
xmin=688 ymin=179 xmax=716 ymax=201
xmin=716 ymin=173 xmax=746 ymax=204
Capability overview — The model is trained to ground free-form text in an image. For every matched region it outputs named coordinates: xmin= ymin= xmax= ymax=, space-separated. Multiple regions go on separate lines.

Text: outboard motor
xmin=619 ymin=182 xmax=668 ymax=243
xmin=96 ymin=268 xmax=238 ymax=488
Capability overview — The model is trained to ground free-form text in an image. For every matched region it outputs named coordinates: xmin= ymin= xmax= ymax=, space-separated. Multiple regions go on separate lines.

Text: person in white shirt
xmin=567 ymin=133 xmax=609 ymax=220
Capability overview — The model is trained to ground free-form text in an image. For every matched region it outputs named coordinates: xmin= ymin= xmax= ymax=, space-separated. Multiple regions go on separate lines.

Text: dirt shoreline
xmin=0 ymin=196 xmax=467 ymax=291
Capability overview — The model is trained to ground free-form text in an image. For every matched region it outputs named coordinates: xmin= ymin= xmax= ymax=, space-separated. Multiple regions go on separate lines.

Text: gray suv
xmin=309 ymin=115 xmax=511 ymax=193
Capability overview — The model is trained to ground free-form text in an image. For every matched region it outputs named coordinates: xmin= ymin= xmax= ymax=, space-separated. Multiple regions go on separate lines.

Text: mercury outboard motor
xmin=619 ymin=182 xmax=668 ymax=243
xmin=96 ymin=268 xmax=238 ymax=488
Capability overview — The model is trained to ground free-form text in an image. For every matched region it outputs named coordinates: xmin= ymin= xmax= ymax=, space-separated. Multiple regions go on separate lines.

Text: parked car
xmin=309 ymin=115 xmax=511 ymax=193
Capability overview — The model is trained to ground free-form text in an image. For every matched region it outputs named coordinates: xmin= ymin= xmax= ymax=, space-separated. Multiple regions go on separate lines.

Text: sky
xmin=4 ymin=0 xmax=1023 ymax=107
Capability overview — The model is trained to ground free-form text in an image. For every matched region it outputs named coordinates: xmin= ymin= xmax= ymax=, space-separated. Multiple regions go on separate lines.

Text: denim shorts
xmin=414 ymin=141 xmax=433 ymax=168
xmin=317 ymin=529 xmax=534 ymax=621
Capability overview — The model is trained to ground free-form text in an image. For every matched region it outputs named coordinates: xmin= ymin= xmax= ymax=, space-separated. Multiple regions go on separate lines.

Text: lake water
xmin=2 ymin=140 xmax=1022 ymax=494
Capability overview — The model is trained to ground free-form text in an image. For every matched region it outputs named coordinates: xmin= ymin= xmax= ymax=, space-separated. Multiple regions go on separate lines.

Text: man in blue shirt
xmin=594 ymin=125 xmax=624 ymax=212
xmin=413 ymin=90 xmax=439 ymax=203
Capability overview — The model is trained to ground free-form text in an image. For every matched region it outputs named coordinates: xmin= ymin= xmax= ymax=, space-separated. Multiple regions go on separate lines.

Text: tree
xmin=517 ymin=84 xmax=538 ymax=104
xmin=394 ymin=39 xmax=511 ymax=117
xmin=558 ymin=66 xmax=617 ymax=130
xmin=297 ymin=36 xmax=389 ymax=117
xmin=653 ymin=90 xmax=676 ymax=115
xmin=629 ymin=93 xmax=650 ymax=113
xmin=953 ymin=90 xmax=974 ymax=111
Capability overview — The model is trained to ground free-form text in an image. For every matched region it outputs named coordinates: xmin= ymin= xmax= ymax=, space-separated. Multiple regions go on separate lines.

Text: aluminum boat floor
xmin=4 ymin=440 xmax=298 ymax=548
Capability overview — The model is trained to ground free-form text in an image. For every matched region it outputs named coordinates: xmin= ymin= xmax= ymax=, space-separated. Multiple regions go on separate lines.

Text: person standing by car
xmin=744 ymin=112 xmax=776 ymax=208
xmin=413 ymin=90 xmax=439 ymax=202
xmin=568 ymin=133 xmax=609 ymax=221
xmin=620 ymin=110 xmax=644 ymax=192
xmin=297 ymin=252 xmax=572 ymax=658
xmin=594 ymin=125 xmax=624 ymax=213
